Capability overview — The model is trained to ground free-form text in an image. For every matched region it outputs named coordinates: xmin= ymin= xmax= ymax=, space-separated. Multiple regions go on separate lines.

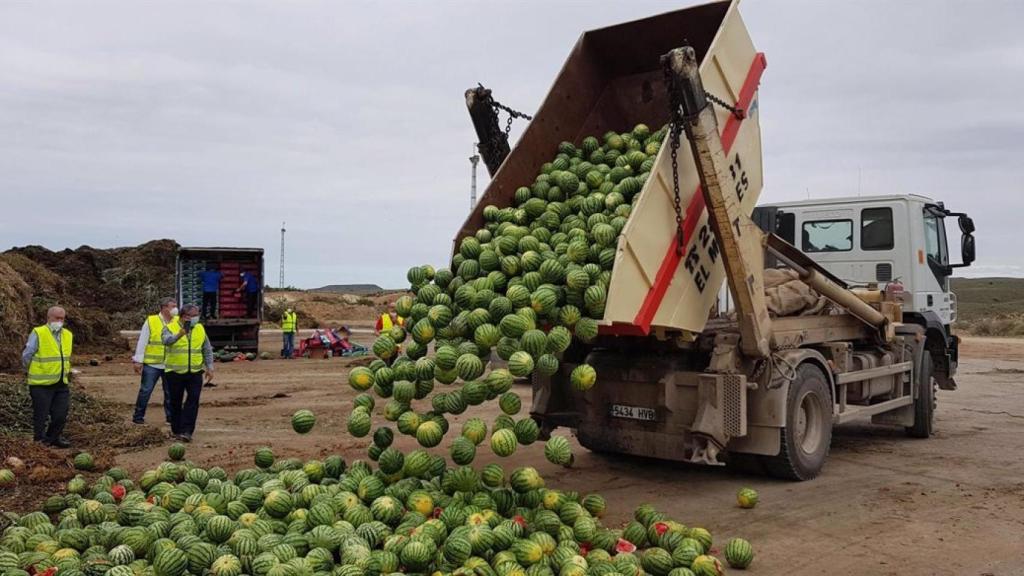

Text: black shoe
xmin=176 ymin=434 xmax=192 ymax=443
xmin=48 ymin=437 xmax=71 ymax=449
xmin=132 ymin=419 xmax=145 ymax=425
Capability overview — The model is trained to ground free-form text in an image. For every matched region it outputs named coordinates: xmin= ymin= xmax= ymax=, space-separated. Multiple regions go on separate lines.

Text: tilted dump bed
xmin=456 ymin=0 xmax=765 ymax=336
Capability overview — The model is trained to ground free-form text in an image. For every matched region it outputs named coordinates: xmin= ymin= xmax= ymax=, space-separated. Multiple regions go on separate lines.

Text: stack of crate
xmin=218 ymin=261 xmax=244 ymax=318
xmin=179 ymin=259 xmax=205 ymax=307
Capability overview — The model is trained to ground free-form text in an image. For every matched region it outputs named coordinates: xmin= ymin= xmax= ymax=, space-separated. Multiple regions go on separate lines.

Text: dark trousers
xmin=29 ymin=384 xmax=70 ymax=443
xmin=132 ymin=364 xmax=171 ymax=424
xmin=282 ymin=332 xmax=295 ymax=358
xmin=202 ymin=291 xmax=218 ymax=318
xmin=244 ymin=291 xmax=258 ymax=317
xmin=165 ymin=372 xmax=203 ymax=436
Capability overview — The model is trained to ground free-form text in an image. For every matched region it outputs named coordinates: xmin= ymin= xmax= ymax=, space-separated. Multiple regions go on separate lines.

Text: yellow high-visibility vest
xmin=165 ymin=324 xmax=208 ymax=374
xmin=380 ymin=314 xmax=405 ymax=331
xmin=143 ymin=314 xmax=180 ymax=365
xmin=281 ymin=311 xmax=297 ymax=333
xmin=27 ymin=326 xmax=73 ymax=386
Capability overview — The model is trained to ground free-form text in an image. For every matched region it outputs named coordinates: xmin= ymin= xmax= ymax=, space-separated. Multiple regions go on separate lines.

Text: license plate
xmin=610 ymin=404 xmax=656 ymax=421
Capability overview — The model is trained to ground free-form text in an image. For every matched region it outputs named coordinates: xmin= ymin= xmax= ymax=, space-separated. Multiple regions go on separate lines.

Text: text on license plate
xmin=610 ymin=404 xmax=656 ymax=421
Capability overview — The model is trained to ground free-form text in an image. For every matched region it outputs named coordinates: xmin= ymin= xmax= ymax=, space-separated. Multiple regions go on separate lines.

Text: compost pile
xmin=0 ymin=128 xmax=756 ymax=575
xmin=0 ymin=240 xmax=178 ymax=371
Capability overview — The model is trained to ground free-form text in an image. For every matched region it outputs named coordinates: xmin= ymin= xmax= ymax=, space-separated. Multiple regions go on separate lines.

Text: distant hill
xmin=951 ymin=277 xmax=1024 ymax=321
xmin=311 ymin=284 xmax=385 ymax=295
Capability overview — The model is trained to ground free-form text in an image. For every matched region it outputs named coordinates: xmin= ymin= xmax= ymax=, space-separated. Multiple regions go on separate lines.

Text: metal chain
xmin=705 ymin=91 xmax=745 ymax=119
xmin=661 ymin=60 xmax=687 ymax=256
xmin=478 ymin=85 xmax=534 ymax=137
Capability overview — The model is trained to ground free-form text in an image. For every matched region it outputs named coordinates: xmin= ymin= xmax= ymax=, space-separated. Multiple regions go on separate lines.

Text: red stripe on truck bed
xmin=625 ymin=52 xmax=767 ymax=335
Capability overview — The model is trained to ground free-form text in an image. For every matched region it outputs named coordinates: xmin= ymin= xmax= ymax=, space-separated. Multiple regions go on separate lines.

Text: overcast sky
xmin=1 ymin=0 xmax=1020 ymax=288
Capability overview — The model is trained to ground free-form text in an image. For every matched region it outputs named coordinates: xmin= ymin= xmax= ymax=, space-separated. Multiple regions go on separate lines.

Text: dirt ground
xmin=48 ymin=336 xmax=1024 ymax=575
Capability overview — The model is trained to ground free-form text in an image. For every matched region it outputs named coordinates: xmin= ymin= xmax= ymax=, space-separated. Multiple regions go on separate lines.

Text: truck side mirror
xmin=961 ymin=233 xmax=976 ymax=266
xmin=958 ymin=214 xmax=975 ymax=235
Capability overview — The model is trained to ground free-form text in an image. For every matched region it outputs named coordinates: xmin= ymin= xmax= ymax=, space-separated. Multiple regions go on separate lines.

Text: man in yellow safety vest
xmin=161 ymin=304 xmax=214 ymax=442
xmin=281 ymin=307 xmax=297 ymax=359
xmin=375 ymin=303 xmax=404 ymax=335
xmin=131 ymin=297 xmax=179 ymax=425
xmin=21 ymin=306 xmax=74 ymax=448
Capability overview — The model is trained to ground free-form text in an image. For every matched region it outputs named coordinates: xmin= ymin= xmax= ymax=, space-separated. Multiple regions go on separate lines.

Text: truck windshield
xmin=923 ymin=210 xmax=948 ymax=266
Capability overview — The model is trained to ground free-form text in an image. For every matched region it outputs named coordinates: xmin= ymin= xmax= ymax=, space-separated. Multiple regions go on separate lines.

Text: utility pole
xmin=469 ymin=142 xmax=480 ymax=211
xmin=279 ymin=222 xmax=286 ymax=289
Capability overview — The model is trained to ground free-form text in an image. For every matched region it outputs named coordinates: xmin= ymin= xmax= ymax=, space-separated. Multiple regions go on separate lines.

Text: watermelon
xmin=724 ymin=537 xmax=754 ymax=569
xmin=434 ymin=345 xmax=458 ymax=370
xmin=347 ymin=409 xmax=372 ymax=437
xmin=490 ymin=429 xmax=518 ymax=457
xmin=736 ymin=487 xmax=758 ymax=509
xmin=348 ymin=367 xmax=375 ymax=391
xmin=72 ymin=452 xmax=94 ymax=471
xmin=570 ymin=364 xmax=597 ymax=391
xmin=290 ymin=410 xmax=315 ymax=434
xmin=641 ymin=547 xmax=674 ymax=576
xmin=499 ymin=314 xmax=530 ymax=338
xmin=449 ymin=437 xmax=477 ymax=465
xmin=498 ymin=392 xmax=522 ymax=415
xmin=691 ymin=555 xmax=724 ymax=576
xmin=507 ymin=351 xmax=535 ymax=378
xmin=153 ymin=547 xmax=188 ymax=576
xmin=510 ymin=466 xmax=544 ymax=493
xmin=535 ymin=354 xmax=559 ymax=376
xmin=574 ymin=317 xmax=599 ymax=342
xmin=455 ymin=354 xmax=485 ymax=381
xmin=415 ymin=421 xmax=443 ymax=448
xmin=513 ymin=417 xmax=540 ymax=445
xmin=167 ymin=443 xmax=186 ymax=462
xmin=371 ymin=335 xmax=397 ymax=360
xmin=544 ymin=435 xmax=574 ymax=467
xmin=461 ymin=418 xmax=488 ymax=445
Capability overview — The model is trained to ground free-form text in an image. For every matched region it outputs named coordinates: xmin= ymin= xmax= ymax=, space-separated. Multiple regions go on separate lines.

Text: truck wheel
xmin=765 ymin=363 xmax=832 ymax=481
xmin=905 ymin=351 xmax=936 ymax=438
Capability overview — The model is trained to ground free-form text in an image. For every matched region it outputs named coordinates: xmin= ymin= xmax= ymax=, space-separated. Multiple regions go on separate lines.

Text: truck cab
xmin=754 ymin=195 xmax=976 ymax=389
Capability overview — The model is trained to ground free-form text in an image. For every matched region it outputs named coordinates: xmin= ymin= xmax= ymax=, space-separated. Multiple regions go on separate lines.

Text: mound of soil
xmin=0 ymin=240 xmax=178 ymax=370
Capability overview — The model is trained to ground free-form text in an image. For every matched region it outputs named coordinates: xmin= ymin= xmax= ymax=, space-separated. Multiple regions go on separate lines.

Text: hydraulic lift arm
xmin=663 ymin=47 xmax=891 ymax=350
xmin=663 ymin=47 xmax=773 ymax=358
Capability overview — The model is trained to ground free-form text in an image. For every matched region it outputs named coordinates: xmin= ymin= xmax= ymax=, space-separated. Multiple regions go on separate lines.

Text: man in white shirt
xmin=131 ymin=297 xmax=179 ymax=425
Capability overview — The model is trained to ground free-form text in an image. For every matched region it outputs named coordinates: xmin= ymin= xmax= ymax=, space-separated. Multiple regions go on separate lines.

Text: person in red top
xmin=375 ymin=304 xmax=404 ymax=335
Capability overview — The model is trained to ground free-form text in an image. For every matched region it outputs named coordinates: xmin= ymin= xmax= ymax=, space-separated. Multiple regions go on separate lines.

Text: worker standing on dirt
xmin=281 ymin=307 xmax=297 ymax=359
xmin=199 ymin=264 xmax=223 ymax=319
xmin=236 ymin=271 xmax=260 ymax=317
xmin=130 ymin=297 xmax=179 ymax=426
xmin=21 ymin=306 xmax=74 ymax=448
xmin=161 ymin=304 xmax=213 ymax=442
xmin=375 ymin=303 xmax=404 ymax=335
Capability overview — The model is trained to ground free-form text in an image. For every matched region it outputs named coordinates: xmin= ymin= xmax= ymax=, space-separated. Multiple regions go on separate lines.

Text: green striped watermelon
xmin=509 ymin=350 xmax=540 ymax=377
xmin=490 ymin=429 xmax=518 ymax=457
xmin=724 ymin=538 xmax=754 ymax=569
xmin=544 ymin=436 xmax=573 ymax=467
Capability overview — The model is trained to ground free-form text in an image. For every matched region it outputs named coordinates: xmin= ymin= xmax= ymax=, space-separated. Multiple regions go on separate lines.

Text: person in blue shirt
xmin=199 ymin=265 xmax=223 ymax=319
xmin=235 ymin=271 xmax=261 ymax=317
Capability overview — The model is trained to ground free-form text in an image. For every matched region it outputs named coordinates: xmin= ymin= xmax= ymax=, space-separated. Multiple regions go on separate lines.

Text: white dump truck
xmin=463 ymin=0 xmax=976 ymax=480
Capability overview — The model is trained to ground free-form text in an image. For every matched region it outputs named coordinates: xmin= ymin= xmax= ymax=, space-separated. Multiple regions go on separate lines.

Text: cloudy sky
xmin=1 ymin=0 xmax=1020 ymax=288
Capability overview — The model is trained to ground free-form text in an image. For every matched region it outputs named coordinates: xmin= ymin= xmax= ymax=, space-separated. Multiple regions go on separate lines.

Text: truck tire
xmin=765 ymin=363 xmax=832 ymax=481
xmin=905 ymin=351 xmax=936 ymax=438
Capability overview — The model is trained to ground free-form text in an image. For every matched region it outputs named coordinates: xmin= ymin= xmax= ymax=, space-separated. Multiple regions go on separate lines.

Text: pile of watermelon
xmin=355 ymin=125 xmax=670 ymax=467
xmin=0 ymin=445 xmax=754 ymax=576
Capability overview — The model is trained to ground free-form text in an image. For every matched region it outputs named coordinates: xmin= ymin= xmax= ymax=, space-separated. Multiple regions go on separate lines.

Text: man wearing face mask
xmin=130 ymin=297 xmax=180 ymax=425
xmin=21 ymin=306 xmax=74 ymax=448
xmin=161 ymin=304 xmax=214 ymax=442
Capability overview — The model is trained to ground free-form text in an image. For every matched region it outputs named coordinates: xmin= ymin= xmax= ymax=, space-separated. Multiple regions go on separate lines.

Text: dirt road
xmin=72 ymin=336 xmax=1024 ymax=575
